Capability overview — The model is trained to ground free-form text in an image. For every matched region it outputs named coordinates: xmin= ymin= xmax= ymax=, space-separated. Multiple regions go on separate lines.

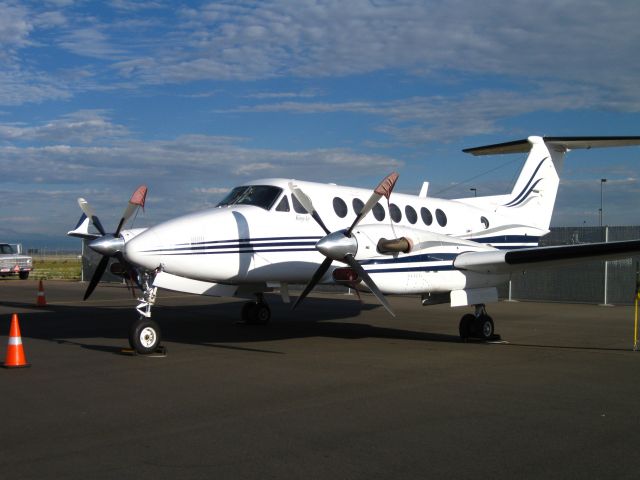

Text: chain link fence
xmin=503 ymin=226 xmax=640 ymax=305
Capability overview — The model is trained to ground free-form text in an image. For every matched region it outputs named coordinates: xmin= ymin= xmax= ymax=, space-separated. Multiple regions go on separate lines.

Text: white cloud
xmin=59 ymin=26 xmax=123 ymax=59
xmin=0 ymin=110 xmax=129 ymax=143
xmin=0 ymin=2 xmax=32 ymax=53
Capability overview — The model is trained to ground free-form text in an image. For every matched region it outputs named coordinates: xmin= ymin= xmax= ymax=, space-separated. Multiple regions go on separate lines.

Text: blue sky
xmin=1 ymin=0 xmax=639 ymax=247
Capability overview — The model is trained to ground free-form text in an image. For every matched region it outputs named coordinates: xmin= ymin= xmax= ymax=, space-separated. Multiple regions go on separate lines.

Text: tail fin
xmin=463 ymin=135 xmax=640 ymax=231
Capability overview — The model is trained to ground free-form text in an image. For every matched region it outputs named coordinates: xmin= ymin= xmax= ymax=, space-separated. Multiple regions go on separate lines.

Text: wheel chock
xmin=120 ymin=345 xmax=167 ymax=357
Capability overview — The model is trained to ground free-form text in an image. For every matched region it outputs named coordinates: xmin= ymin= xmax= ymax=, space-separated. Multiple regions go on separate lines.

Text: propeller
xmin=290 ymin=172 xmax=399 ymax=316
xmin=81 ymin=185 xmax=148 ymax=300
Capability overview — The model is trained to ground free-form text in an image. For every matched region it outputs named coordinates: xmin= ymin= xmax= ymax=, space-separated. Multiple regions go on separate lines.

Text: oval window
xmin=481 ymin=216 xmax=489 ymax=229
xmin=352 ymin=198 xmax=364 ymax=215
xmin=333 ymin=197 xmax=347 ymax=218
xmin=421 ymin=207 xmax=433 ymax=226
xmin=436 ymin=209 xmax=447 ymax=227
xmin=372 ymin=203 xmax=385 ymax=221
xmin=389 ymin=203 xmax=402 ymax=223
xmin=405 ymin=205 xmax=417 ymax=224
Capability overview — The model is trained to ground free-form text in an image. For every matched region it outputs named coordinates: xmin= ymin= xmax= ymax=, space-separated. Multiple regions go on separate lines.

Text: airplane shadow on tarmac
xmin=0 ymin=293 xmax=462 ymax=356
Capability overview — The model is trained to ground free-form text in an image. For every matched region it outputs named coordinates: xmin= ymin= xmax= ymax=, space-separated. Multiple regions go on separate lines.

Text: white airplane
xmin=69 ymin=135 xmax=640 ymax=354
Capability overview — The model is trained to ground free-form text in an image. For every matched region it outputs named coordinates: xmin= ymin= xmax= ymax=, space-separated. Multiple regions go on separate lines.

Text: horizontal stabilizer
xmin=463 ymin=136 xmax=640 ymax=156
xmin=454 ymin=239 xmax=640 ymax=274
xmin=67 ymin=213 xmax=100 ymax=240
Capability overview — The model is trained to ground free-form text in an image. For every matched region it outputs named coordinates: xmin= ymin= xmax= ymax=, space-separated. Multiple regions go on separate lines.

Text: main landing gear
xmin=459 ymin=304 xmax=497 ymax=341
xmin=241 ymin=293 xmax=271 ymax=325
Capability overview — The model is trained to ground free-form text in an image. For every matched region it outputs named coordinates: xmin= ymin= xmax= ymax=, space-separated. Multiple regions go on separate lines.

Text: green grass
xmin=31 ymin=255 xmax=82 ymax=280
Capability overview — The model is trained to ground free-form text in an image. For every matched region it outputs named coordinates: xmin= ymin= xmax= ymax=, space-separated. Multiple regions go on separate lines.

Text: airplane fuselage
xmin=124 ymin=178 xmax=543 ymax=298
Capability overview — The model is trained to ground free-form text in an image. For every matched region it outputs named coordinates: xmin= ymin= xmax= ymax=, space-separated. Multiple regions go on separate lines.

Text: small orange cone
xmin=3 ymin=313 xmax=30 ymax=368
xmin=36 ymin=279 xmax=47 ymax=307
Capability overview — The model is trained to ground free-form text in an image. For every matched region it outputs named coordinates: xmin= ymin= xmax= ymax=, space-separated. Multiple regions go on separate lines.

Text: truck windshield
xmin=0 ymin=244 xmax=15 ymax=254
xmin=217 ymin=186 xmax=283 ymax=210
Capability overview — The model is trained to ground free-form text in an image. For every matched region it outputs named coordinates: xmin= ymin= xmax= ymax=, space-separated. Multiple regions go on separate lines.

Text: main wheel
xmin=244 ymin=302 xmax=271 ymax=325
xmin=459 ymin=313 xmax=475 ymax=339
xmin=473 ymin=314 xmax=494 ymax=340
xmin=129 ymin=318 xmax=161 ymax=354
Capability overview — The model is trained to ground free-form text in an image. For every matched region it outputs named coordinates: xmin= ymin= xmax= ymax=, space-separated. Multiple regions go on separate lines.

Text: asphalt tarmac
xmin=2 ymin=279 xmax=640 ymax=479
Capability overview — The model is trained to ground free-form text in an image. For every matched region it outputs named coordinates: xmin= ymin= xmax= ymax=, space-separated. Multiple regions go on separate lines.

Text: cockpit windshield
xmin=216 ymin=185 xmax=283 ymax=210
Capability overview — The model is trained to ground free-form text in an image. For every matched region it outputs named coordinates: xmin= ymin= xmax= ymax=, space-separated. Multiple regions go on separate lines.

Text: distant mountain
xmin=1 ymin=231 xmax=82 ymax=253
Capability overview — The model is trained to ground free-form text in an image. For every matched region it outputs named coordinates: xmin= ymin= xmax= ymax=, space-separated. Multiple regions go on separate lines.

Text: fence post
xmin=601 ymin=226 xmax=612 ymax=306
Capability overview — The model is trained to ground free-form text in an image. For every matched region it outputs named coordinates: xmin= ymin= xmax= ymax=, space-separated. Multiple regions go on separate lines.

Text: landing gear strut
xmin=459 ymin=304 xmax=496 ymax=341
xmin=241 ymin=293 xmax=271 ymax=325
xmin=129 ymin=271 xmax=163 ymax=354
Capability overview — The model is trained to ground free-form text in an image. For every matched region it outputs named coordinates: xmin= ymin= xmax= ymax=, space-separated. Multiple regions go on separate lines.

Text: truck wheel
xmin=19 ymin=271 xmax=29 ymax=280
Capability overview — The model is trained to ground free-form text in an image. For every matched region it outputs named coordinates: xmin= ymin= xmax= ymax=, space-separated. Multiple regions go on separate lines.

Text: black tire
xmin=473 ymin=314 xmax=494 ymax=340
xmin=241 ymin=302 xmax=254 ymax=323
xmin=459 ymin=313 xmax=475 ymax=339
xmin=19 ymin=271 xmax=29 ymax=280
xmin=246 ymin=302 xmax=271 ymax=325
xmin=129 ymin=318 xmax=161 ymax=354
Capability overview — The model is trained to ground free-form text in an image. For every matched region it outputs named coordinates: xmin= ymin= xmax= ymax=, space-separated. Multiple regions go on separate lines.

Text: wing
xmin=453 ymin=240 xmax=640 ymax=274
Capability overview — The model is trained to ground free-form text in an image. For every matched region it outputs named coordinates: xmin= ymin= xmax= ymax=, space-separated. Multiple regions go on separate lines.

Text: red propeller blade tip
xmin=374 ymin=172 xmax=399 ymax=199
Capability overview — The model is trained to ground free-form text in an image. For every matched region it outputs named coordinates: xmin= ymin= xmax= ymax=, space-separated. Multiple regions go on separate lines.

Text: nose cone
xmin=316 ymin=230 xmax=357 ymax=261
xmin=88 ymin=235 xmax=124 ymax=256
xmin=124 ymin=228 xmax=163 ymax=271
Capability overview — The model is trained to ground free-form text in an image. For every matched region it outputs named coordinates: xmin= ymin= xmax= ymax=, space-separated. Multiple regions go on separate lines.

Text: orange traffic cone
xmin=3 ymin=313 xmax=30 ymax=368
xmin=36 ymin=279 xmax=47 ymax=307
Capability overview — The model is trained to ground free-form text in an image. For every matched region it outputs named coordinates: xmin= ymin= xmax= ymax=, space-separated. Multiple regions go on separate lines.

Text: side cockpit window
xmin=217 ymin=185 xmax=283 ymax=210
xmin=275 ymin=196 xmax=290 ymax=212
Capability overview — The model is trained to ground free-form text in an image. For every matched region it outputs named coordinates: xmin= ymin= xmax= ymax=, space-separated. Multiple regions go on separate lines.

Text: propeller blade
xmin=84 ymin=255 xmax=110 ymax=300
xmin=292 ymin=257 xmax=333 ymax=310
xmin=346 ymin=172 xmax=399 ymax=236
xmin=78 ymin=198 xmax=106 ymax=236
xmin=344 ymin=254 xmax=395 ymax=317
xmin=115 ymin=185 xmax=148 ymax=236
xmin=289 ymin=183 xmax=331 ymax=235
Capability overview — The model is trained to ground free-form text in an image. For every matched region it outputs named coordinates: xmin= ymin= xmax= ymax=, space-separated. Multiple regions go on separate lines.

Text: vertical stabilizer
xmin=501 ymin=136 xmax=563 ymax=230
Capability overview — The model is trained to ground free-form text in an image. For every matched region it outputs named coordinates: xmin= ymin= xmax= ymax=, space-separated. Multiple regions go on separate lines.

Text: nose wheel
xmin=459 ymin=304 xmax=497 ymax=341
xmin=129 ymin=317 xmax=162 ymax=354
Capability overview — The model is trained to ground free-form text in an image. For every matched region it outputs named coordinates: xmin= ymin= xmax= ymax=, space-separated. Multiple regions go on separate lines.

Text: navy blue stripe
xmin=151 ymin=247 xmax=318 ymax=256
xmin=508 ymin=178 xmax=543 ymax=207
xmin=367 ymin=265 xmax=456 ymax=273
xmin=472 ymin=235 xmax=540 ymax=244
xmin=174 ymin=236 xmax=322 ymax=247
xmin=145 ymin=240 xmax=317 ymax=253
xmin=504 ymin=158 xmax=547 ymax=206
xmin=360 ymin=253 xmax=458 ymax=265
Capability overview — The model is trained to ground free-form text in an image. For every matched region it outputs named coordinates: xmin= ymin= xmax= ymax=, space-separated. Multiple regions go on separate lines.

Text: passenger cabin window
xmin=275 ymin=196 xmax=290 ymax=212
xmin=421 ymin=207 xmax=433 ymax=226
xmin=333 ymin=197 xmax=348 ymax=218
xmin=352 ymin=198 xmax=364 ymax=215
xmin=405 ymin=205 xmax=417 ymax=224
xmin=436 ymin=208 xmax=447 ymax=227
xmin=292 ymin=194 xmax=308 ymax=214
xmin=389 ymin=203 xmax=401 ymax=223
xmin=481 ymin=216 xmax=489 ymax=229
xmin=373 ymin=203 xmax=385 ymax=221
xmin=217 ymin=185 xmax=283 ymax=211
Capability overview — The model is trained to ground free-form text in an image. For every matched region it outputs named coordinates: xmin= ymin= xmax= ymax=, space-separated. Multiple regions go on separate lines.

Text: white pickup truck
xmin=0 ymin=243 xmax=33 ymax=279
